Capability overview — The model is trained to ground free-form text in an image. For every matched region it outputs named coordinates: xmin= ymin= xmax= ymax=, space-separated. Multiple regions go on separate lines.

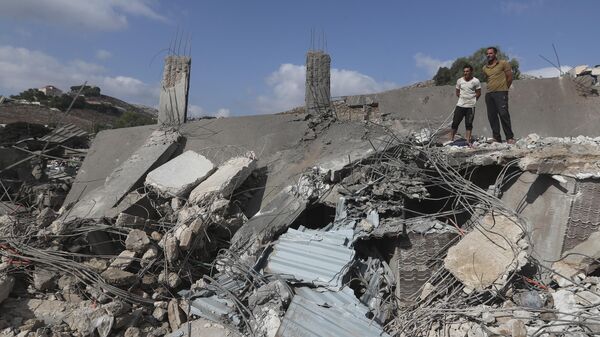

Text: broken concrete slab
xmin=145 ymin=150 xmax=214 ymax=197
xmin=58 ymin=129 xmax=180 ymax=227
xmin=501 ymin=172 xmax=576 ymax=268
xmin=188 ymin=154 xmax=257 ymax=204
xmin=444 ymin=213 xmax=528 ymax=291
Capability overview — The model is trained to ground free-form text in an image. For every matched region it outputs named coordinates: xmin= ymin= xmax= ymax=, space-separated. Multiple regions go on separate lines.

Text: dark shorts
xmin=452 ymin=106 xmax=475 ymax=130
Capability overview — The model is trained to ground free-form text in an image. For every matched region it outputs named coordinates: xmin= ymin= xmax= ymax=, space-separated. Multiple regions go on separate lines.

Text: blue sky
xmin=0 ymin=0 xmax=598 ymax=117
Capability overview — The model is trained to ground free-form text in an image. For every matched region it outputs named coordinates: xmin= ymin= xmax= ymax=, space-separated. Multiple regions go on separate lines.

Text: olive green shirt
xmin=483 ymin=60 xmax=511 ymax=92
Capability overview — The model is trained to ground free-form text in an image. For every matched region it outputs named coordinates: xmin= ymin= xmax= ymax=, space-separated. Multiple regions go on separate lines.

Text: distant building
xmin=38 ymin=85 xmax=63 ymax=97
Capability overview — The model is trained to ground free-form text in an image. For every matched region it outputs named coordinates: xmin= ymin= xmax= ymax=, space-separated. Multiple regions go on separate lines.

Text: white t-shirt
xmin=456 ymin=77 xmax=481 ymax=108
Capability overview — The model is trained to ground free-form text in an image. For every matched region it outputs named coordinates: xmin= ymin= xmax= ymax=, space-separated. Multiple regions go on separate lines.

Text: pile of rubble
xmin=1 ymin=123 xmax=600 ymax=337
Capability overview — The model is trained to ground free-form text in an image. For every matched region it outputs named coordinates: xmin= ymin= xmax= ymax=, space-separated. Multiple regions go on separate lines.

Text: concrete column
xmin=305 ymin=51 xmax=331 ymax=115
xmin=158 ymin=56 xmax=191 ymax=126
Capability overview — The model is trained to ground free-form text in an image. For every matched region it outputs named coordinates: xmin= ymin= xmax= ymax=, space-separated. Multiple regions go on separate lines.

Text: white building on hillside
xmin=38 ymin=85 xmax=63 ymax=97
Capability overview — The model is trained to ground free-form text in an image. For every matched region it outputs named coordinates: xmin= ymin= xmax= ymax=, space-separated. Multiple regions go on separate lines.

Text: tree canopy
xmin=433 ymin=47 xmax=520 ymax=86
xmin=113 ymin=111 xmax=155 ymax=129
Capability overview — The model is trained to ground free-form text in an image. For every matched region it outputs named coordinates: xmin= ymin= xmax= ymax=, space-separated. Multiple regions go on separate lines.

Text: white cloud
xmin=523 ymin=65 xmax=572 ymax=78
xmin=500 ymin=0 xmax=545 ymax=15
xmin=0 ymin=0 xmax=166 ymax=31
xmin=96 ymin=49 xmax=112 ymax=60
xmin=0 ymin=45 xmax=158 ymax=105
xmin=214 ymin=108 xmax=231 ymax=118
xmin=188 ymin=105 xmax=231 ymax=118
xmin=414 ymin=52 xmax=453 ymax=76
xmin=256 ymin=63 xmax=397 ymax=114
xmin=188 ymin=105 xmax=205 ymax=117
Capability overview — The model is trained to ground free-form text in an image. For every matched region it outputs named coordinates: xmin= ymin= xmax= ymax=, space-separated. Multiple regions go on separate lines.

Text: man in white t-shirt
xmin=451 ymin=64 xmax=481 ymax=144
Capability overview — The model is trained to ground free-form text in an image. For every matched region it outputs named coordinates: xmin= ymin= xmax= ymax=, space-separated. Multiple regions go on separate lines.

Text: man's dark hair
xmin=463 ymin=64 xmax=473 ymax=71
xmin=487 ymin=46 xmax=498 ymax=54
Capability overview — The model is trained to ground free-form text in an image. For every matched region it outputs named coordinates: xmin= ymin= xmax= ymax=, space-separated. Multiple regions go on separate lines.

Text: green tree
xmin=70 ymin=85 xmax=101 ymax=97
xmin=113 ymin=111 xmax=155 ymax=129
xmin=433 ymin=46 xmax=520 ymax=86
xmin=11 ymin=88 xmax=47 ymax=102
xmin=48 ymin=94 xmax=86 ymax=111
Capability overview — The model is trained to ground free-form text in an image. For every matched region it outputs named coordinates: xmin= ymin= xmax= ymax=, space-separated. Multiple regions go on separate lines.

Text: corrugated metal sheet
xmin=263 ymin=228 xmax=355 ymax=289
xmin=277 ymin=287 xmax=390 ymax=337
xmin=563 ymin=180 xmax=600 ymax=252
xmin=40 ymin=124 xmax=87 ymax=143
xmin=188 ymin=295 xmax=239 ymax=324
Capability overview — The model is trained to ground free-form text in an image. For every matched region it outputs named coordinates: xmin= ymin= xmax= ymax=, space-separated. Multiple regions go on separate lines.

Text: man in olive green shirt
xmin=483 ymin=47 xmax=515 ymax=144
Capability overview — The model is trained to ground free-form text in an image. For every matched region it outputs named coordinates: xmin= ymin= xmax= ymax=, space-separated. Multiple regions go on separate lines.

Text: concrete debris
xmin=124 ymin=228 xmax=150 ymax=253
xmin=110 ymin=250 xmax=136 ymax=270
xmin=31 ymin=268 xmax=57 ymax=292
xmin=5 ymin=81 xmax=600 ymax=337
xmin=189 ymin=153 xmax=257 ymax=204
xmin=100 ymin=268 xmax=137 ymax=286
xmin=167 ymin=299 xmax=186 ymax=331
xmin=444 ymin=213 xmax=528 ymax=292
xmin=145 ymin=150 xmax=215 ymax=197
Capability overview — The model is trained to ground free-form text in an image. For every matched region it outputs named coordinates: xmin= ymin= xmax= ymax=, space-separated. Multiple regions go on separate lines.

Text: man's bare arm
xmin=455 ymin=88 xmax=460 ymax=97
xmin=505 ymin=68 xmax=513 ymax=88
xmin=475 ymin=88 xmax=481 ymax=100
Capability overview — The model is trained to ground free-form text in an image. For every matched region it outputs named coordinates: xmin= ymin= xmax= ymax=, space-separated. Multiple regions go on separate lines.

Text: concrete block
xmin=444 ymin=213 xmax=527 ymax=291
xmin=141 ymin=246 xmax=158 ymax=264
xmin=101 ymin=268 xmax=137 ymax=286
xmin=125 ymin=229 xmax=150 ymax=253
xmin=178 ymin=227 xmax=194 ymax=250
xmin=145 ymin=150 xmax=215 ymax=197
xmin=163 ymin=234 xmax=178 ymax=263
xmin=189 ymin=155 xmax=257 ymax=204
xmin=115 ymin=213 xmax=150 ymax=228
xmin=110 ymin=250 xmax=136 ymax=270
xmin=33 ymin=269 xmax=56 ymax=291
xmin=167 ymin=299 xmax=186 ymax=331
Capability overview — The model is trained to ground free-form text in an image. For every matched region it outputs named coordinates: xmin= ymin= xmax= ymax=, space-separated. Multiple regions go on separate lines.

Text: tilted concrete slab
xmin=59 ymin=129 xmax=180 ymax=225
xmin=444 ymin=213 xmax=528 ymax=291
xmin=145 ymin=150 xmax=214 ymax=197
xmin=379 ymin=77 xmax=600 ymax=137
xmin=501 ymin=172 xmax=576 ymax=268
xmin=64 ymin=114 xmax=311 ymax=213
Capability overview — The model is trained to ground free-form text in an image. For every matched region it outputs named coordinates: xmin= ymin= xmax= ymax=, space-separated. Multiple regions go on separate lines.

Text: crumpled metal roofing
xmin=39 ymin=124 xmax=87 ymax=143
xmin=263 ymin=228 xmax=355 ymax=289
xmin=277 ymin=287 xmax=390 ymax=337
